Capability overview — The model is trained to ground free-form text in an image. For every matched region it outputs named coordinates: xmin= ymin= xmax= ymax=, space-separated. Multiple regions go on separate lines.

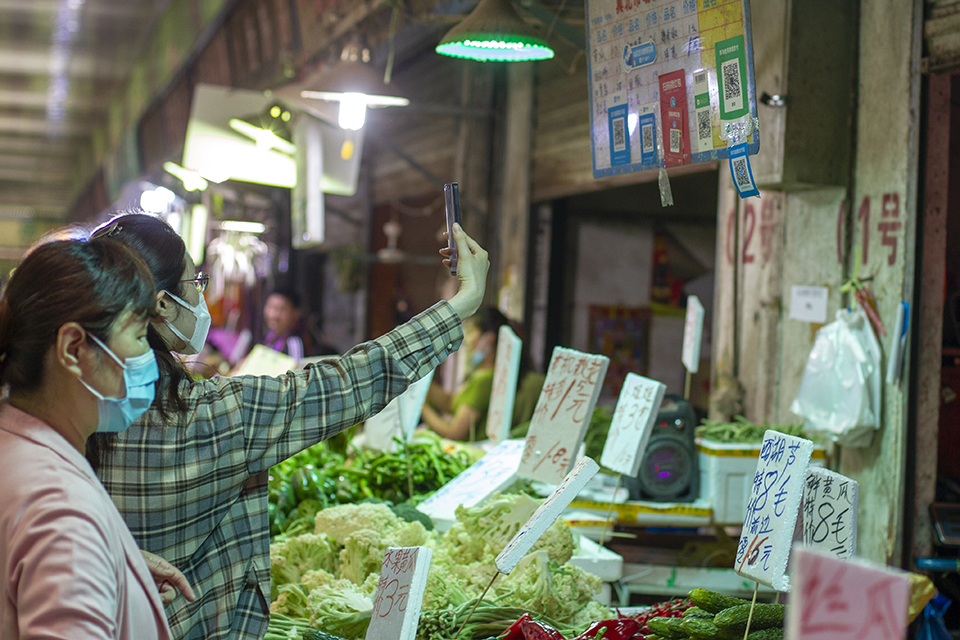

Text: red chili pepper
xmin=519 ymin=617 xmax=566 ymax=640
xmin=497 ymin=613 xmax=533 ymax=640
xmin=573 ymin=618 xmax=640 ymax=640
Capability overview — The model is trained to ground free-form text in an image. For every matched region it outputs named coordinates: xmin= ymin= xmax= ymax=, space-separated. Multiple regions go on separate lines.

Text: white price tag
xmin=789 ymin=286 xmax=829 ymax=324
xmin=486 ymin=326 xmax=523 ymax=443
xmin=417 ymin=439 xmax=525 ymax=530
xmin=398 ymin=369 xmax=435 ymax=442
xmin=599 ymin=373 xmax=666 ymax=476
xmin=366 ymin=546 xmax=433 ymax=640
xmin=681 ymin=295 xmax=705 ymax=374
xmin=735 ymin=430 xmax=813 ymax=591
xmin=516 ymin=347 xmax=609 ymax=483
xmin=364 ymin=398 xmax=403 ymax=452
xmin=802 ymin=468 xmax=858 ymax=559
xmin=787 ymin=546 xmax=909 ymax=640
xmin=495 ymin=456 xmax=600 ymax=574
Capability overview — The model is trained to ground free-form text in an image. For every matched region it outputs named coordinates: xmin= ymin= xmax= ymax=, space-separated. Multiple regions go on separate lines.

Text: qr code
xmin=642 ymin=123 xmax=654 ymax=153
xmin=732 ymin=155 xmax=752 ymax=189
xmin=694 ymin=71 xmax=707 ymax=86
xmin=670 ymin=128 xmax=681 ymax=154
xmin=697 ymin=109 xmax=711 ymax=141
xmin=612 ymin=118 xmax=626 ymax=152
xmin=722 ymin=59 xmax=742 ymax=102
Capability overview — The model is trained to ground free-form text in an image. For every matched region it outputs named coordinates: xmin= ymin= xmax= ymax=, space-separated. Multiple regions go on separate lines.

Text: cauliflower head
xmin=315 ymin=503 xmax=400 ymax=545
xmin=306 ymin=577 xmax=374 ymax=639
xmin=269 ymin=532 xmax=340 ymax=594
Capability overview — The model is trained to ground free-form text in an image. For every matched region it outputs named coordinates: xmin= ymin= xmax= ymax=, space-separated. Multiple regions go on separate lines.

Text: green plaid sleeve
xmin=238 ymin=300 xmax=462 ymax=473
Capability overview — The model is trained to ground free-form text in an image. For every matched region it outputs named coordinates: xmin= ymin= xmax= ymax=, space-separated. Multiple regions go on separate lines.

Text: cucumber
xmin=679 ymin=618 xmax=740 ymax=640
xmin=688 ymin=589 xmax=750 ymax=614
xmin=713 ymin=603 xmax=786 ymax=634
xmin=683 ymin=606 xmax=715 ymax=619
xmin=302 ymin=630 xmax=351 ymax=640
xmin=646 ymin=617 xmax=687 ymax=639
xmin=747 ymin=629 xmax=783 ymax=640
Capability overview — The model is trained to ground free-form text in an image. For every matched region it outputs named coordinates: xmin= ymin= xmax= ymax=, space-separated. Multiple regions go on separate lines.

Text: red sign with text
xmin=659 ymin=69 xmax=689 ymax=167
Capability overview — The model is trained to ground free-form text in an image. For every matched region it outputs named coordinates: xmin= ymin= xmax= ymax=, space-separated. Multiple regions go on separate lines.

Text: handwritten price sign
xmin=366 ymin=546 xmax=433 ymax=640
xmin=600 ymin=373 xmax=666 ymax=476
xmin=486 ymin=326 xmax=523 ymax=443
xmin=802 ymin=468 xmax=859 ymax=559
xmin=787 ymin=546 xmax=909 ymax=640
xmin=365 ymin=370 xmax=435 ymax=452
xmin=735 ymin=430 xmax=814 ymax=591
xmin=681 ymin=295 xmax=705 ymax=373
xmin=517 ymin=347 xmax=609 ymax=483
xmin=496 ymin=456 xmax=600 ymax=574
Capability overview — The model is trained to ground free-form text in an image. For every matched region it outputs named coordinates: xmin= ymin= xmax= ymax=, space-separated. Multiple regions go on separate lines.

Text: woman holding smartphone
xmin=89 ymin=213 xmax=488 ymax=640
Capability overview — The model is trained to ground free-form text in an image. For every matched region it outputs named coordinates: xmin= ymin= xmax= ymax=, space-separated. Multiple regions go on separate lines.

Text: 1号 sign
xmin=486 ymin=326 xmax=523 ymax=443
xmin=367 ymin=546 xmax=433 ymax=640
xmin=736 ymin=430 xmax=814 ymax=591
xmin=517 ymin=347 xmax=609 ymax=483
xmin=600 ymin=373 xmax=667 ymax=476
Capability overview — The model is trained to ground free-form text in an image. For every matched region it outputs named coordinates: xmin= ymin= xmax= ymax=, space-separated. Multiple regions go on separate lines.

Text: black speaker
xmin=624 ymin=395 xmax=700 ymax=502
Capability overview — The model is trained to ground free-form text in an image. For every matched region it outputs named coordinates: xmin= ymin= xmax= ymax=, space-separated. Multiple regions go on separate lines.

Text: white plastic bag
xmin=790 ymin=307 xmax=882 ymax=447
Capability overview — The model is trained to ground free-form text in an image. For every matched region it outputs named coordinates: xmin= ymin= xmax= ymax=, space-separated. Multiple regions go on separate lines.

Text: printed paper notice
xmin=790 ymin=286 xmax=829 ymax=324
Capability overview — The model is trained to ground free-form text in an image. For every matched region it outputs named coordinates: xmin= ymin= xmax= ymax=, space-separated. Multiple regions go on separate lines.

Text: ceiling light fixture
xmin=163 ymin=161 xmax=209 ymax=192
xmin=228 ymin=118 xmax=296 ymax=155
xmin=299 ymin=43 xmax=409 ymax=131
xmin=436 ymin=0 xmax=555 ymax=62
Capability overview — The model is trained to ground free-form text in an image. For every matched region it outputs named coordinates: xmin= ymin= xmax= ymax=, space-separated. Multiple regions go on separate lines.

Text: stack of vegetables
xmin=639 ymin=589 xmax=785 ymax=640
xmin=267 ymin=494 xmax=612 ymax=640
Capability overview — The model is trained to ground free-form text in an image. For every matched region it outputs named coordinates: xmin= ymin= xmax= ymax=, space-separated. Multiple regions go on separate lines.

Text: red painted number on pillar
xmin=742 ymin=204 xmax=756 ymax=264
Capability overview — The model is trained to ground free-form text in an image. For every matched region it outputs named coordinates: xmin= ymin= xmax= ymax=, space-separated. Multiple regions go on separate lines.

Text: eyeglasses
xmin=180 ymin=272 xmax=209 ymax=293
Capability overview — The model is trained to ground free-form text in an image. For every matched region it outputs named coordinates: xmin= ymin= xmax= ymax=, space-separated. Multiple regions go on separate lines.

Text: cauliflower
xmin=339 ymin=528 xmax=384 ymax=585
xmin=306 ymin=577 xmax=374 ymax=639
xmin=270 ymin=583 xmax=310 ymax=618
xmin=384 ymin=520 xmax=429 ymax=549
xmin=269 ymin=532 xmax=340 ymax=595
xmin=498 ymin=550 xmax=605 ymax=623
xmin=315 ymin=503 xmax=400 ymax=545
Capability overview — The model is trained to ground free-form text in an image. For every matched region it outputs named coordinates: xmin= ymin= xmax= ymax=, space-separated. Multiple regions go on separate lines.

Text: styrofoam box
xmin=569 ymin=534 xmax=624 ymax=583
xmin=697 ymin=438 xmax=827 ymax=524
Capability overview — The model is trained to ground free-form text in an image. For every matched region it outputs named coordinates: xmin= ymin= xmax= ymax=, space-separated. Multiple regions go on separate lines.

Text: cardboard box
xmin=697 ymin=438 xmax=827 ymax=524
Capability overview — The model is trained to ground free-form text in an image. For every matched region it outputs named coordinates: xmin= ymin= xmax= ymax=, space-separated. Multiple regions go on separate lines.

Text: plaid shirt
xmin=97 ymin=302 xmax=462 ymax=640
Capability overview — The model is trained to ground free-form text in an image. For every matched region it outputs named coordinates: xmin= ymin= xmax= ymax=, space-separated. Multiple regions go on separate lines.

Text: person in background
xmin=0 ymin=237 xmax=193 ymax=640
xmin=87 ymin=212 xmax=488 ymax=640
xmin=422 ymin=307 xmax=545 ymax=441
xmin=260 ymin=287 xmax=314 ymax=361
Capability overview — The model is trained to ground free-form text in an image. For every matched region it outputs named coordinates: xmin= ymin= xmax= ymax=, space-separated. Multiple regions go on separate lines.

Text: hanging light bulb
xmin=436 ymin=0 xmax=554 ymax=62
xmin=338 ymin=93 xmax=368 ymax=130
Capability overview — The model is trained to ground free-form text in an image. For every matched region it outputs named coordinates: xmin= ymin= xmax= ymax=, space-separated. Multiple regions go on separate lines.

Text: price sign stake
xmin=486 ymin=326 xmax=523 ymax=443
xmin=735 ymin=430 xmax=813 ymax=591
xmin=786 ymin=546 xmax=909 ymax=640
xmin=366 ymin=546 xmax=433 ymax=640
xmin=802 ymin=468 xmax=859 ymax=559
xmin=517 ymin=347 xmax=609 ymax=483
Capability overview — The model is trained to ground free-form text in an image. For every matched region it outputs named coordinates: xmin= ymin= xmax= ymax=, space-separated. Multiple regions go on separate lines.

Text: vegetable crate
xmin=696 ymin=438 xmax=827 ymax=524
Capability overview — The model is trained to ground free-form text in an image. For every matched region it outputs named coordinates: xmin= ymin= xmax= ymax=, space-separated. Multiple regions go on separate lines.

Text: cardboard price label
xmin=599 ymin=373 xmax=666 ymax=476
xmin=486 ymin=326 xmax=523 ymax=443
xmin=367 ymin=546 xmax=433 ymax=640
xmin=681 ymin=295 xmax=705 ymax=374
xmin=802 ymin=468 xmax=859 ymax=559
xmin=787 ymin=546 xmax=909 ymax=640
xmin=517 ymin=347 xmax=609 ymax=483
xmin=735 ymin=430 xmax=814 ymax=591
xmin=496 ymin=456 xmax=600 ymax=574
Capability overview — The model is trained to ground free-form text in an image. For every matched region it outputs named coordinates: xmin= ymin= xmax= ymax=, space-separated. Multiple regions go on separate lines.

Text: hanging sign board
xmin=802 ymin=468 xmax=859 ymax=559
xmin=516 ymin=347 xmax=609 ymax=484
xmin=786 ymin=546 xmax=909 ymax=640
xmin=486 ymin=326 xmax=523 ymax=443
xmin=681 ymin=295 xmax=705 ymax=373
xmin=496 ymin=456 xmax=600 ymax=574
xmin=735 ymin=430 xmax=814 ymax=591
xmin=600 ymin=373 xmax=667 ymax=476
xmin=585 ymin=0 xmax=759 ymax=178
xmin=367 ymin=546 xmax=433 ymax=640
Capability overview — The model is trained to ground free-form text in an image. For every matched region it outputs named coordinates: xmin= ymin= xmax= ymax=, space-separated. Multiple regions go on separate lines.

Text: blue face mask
xmin=77 ymin=333 xmax=159 ymax=433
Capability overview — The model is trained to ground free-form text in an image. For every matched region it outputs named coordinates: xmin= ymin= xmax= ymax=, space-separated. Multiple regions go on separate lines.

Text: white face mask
xmin=163 ymin=290 xmax=211 ymax=355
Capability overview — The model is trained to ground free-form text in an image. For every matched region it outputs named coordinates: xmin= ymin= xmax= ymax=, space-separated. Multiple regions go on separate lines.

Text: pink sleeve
xmin=9 ymin=497 xmax=120 ymax=640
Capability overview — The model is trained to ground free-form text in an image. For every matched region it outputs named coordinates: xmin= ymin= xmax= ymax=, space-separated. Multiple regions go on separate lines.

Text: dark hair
xmin=0 ymin=238 xmax=156 ymax=393
xmin=269 ymin=286 xmax=302 ymax=309
xmin=90 ymin=213 xmax=192 ymax=420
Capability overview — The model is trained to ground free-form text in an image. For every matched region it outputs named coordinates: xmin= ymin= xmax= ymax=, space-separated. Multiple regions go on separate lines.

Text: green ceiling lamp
xmin=436 ymin=0 xmax=554 ymax=62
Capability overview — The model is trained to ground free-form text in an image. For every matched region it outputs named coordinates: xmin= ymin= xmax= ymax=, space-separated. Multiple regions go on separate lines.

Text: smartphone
xmin=443 ymin=182 xmax=461 ymax=276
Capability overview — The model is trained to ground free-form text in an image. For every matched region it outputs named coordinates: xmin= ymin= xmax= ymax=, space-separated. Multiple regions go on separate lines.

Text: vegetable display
xmin=695 ymin=416 xmax=806 ymax=444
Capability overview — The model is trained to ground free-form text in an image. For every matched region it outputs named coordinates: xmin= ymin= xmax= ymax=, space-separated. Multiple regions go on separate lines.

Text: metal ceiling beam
xmin=0 ymin=134 xmax=79 ymax=154
xmin=0 ymin=154 xmax=72 ymax=171
xmin=0 ymin=115 xmax=91 ymax=136
xmin=0 ymin=89 xmax=108 ymax=112
xmin=0 ymin=48 xmax=126 ymax=78
xmin=0 ymin=0 xmax=146 ymax=18
xmin=0 ymin=166 xmax=71 ymax=182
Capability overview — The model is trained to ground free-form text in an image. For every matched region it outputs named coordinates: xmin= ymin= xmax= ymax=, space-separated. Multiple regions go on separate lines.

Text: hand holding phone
xmin=443 ymin=182 xmax=461 ymax=276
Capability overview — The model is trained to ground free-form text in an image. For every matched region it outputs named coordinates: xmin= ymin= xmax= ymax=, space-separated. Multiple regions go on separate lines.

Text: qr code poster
xmin=586 ymin=0 xmax=759 ymax=178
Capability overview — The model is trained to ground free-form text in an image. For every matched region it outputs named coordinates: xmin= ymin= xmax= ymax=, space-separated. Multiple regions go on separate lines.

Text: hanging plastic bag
xmin=916 ymin=594 xmax=952 ymax=640
xmin=790 ymin=306 xmax=882 ymax=447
